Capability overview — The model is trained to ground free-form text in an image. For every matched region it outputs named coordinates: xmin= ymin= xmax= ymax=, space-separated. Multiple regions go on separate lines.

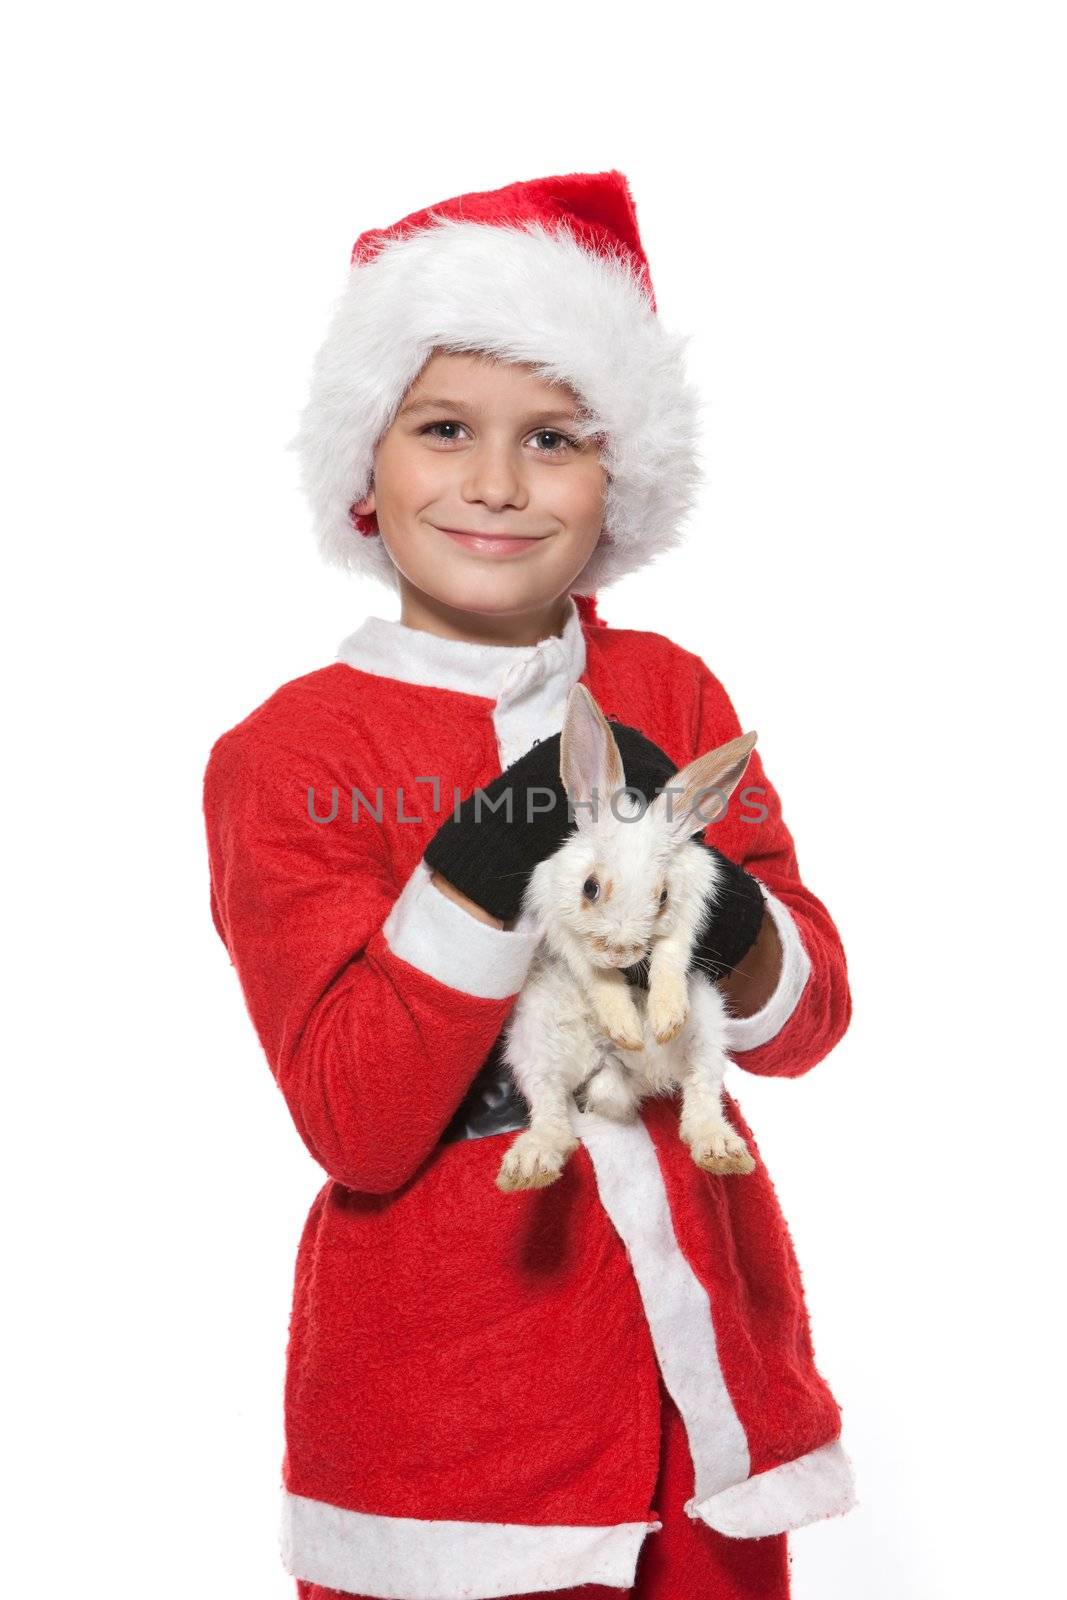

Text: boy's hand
xmin=429 ymin=870 xmax=508 ymax=930
xmin=714 ymin=907 xmax=783 ymax=1018
xmin=423 ymin=723 xmax=679 ymax=924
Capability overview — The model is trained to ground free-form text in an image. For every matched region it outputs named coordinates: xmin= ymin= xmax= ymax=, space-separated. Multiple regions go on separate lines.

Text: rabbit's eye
xmin=582 ymin=877 xmax=601 ymax=902
xmin=658 ymin=888 xmax=669 ymax=907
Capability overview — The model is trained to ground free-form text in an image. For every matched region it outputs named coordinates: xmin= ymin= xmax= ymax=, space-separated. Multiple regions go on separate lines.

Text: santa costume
xmin=202 ymin=169 xmax=857 ymax=1600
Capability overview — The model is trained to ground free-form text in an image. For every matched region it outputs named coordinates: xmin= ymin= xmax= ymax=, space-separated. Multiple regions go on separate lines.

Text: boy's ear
xmin=352 ymin=486 xmax=375 ymax=516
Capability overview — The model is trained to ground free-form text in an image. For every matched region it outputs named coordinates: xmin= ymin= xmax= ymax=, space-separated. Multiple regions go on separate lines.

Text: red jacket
xmin=202 ymin=598 xmax=857 ymax=1598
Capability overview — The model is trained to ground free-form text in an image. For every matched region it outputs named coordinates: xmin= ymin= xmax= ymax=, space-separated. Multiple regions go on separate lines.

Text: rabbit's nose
xmin=607 ymin=943 xmax=645 ymax=962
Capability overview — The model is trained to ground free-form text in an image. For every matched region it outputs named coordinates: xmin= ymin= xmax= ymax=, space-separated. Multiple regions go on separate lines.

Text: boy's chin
xmin=413 ymin=570 xmax=578 ymax=619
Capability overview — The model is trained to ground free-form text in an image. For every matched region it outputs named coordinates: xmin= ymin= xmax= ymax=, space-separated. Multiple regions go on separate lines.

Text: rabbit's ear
xmin=653 ymin=731 xmax=758 ymax=841
xmin=560 ymin=683 xmax=624 ymax=829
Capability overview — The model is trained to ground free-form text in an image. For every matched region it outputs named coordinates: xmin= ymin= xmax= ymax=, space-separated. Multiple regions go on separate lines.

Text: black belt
xmin=438 ymin=1036 xmax=531 ymax=1145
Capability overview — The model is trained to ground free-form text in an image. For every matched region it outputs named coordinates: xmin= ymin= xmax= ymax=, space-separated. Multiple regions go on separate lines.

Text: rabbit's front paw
xmin=685 ymin=1122 xmax=756 ymax=1176
xmin=595 ymin=992 xmax=644 ymax=1053
xmin=496 ymin=1129 xmax=577 ymax=1192
xmin=648 ymin=975 xmax=689 ymax=1044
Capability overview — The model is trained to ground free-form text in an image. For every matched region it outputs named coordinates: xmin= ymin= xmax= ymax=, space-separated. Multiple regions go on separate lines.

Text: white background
xmin=4 ymin=4 xmax=1063 ymax=1597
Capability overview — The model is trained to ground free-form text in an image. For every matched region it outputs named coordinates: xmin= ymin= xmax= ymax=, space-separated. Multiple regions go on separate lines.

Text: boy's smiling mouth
xmin=433 ymin=525 xmax=551 ymax=556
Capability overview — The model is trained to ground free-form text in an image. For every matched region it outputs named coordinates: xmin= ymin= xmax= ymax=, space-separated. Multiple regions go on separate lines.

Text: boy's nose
xmin=463 ymin=448 xmax=527 ymax=508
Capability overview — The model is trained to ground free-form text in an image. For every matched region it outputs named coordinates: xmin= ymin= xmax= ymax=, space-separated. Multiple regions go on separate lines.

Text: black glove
xmin=424 ymin=721 xmax=679 ymax=924
xmin=426 ymin=721 xmax=767 ymax=977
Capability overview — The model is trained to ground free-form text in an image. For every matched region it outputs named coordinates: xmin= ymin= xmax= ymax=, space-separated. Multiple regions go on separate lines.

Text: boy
xmin=202 ymin=169 xmax=856 ymax=1600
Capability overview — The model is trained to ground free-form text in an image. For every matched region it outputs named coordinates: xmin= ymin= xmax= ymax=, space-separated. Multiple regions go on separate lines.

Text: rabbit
xmin=496 ymin=683 xmax=759 ymax=1194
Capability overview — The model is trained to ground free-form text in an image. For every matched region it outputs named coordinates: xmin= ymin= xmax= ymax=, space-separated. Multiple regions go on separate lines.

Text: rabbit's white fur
xmin=497 ymin=685 xmax=758 ymax=1193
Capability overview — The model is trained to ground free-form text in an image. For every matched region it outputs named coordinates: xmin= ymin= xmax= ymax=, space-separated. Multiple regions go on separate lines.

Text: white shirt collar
xmin=336 ymin=596 xmax=588 ymax=767
xmin=336 ymin=594 xmax=586 ymax=704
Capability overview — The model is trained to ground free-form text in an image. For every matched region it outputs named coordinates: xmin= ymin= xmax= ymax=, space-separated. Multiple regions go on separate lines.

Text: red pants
xmin=295 ymin=1371 xmax=790 ymax=1600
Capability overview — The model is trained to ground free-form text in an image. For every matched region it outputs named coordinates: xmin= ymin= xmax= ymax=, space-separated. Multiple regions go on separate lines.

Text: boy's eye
xmin=582 ymin=877 xmax=600 ymax=902
xmin=418 ymin=421 xmax=578 ymax=456
xmin=530 ymin=428 xmax=577 ymax=455
xmin=421 ymin=421 xmax=469 ymax=443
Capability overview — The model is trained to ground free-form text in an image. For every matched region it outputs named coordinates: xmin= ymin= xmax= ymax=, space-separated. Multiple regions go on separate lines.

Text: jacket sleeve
xmin=689 ymin=659 xmax=852 ymax=1079
xmin=202 ymin=728 xmax=539 ymax=1193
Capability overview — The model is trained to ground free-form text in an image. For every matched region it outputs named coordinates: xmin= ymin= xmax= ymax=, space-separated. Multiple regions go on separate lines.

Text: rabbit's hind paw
xmin=496 ymin=1130 xmax=577 ymax=1191
xmin=686 ymin=1124 xmax=756 ymax=1176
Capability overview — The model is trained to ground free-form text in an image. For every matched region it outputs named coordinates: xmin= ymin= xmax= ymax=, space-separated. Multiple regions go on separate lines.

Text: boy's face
xmin=353 ymin=350 xmax=607 ymax=618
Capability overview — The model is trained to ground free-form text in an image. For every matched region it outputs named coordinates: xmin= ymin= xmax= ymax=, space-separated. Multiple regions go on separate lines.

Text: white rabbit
xmin=496 ymin=683 xmax=759 ymax=1194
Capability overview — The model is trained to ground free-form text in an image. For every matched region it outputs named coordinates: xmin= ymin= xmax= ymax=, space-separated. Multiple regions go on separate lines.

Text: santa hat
xmin=290 ymin=169 xmax=704 ymax=596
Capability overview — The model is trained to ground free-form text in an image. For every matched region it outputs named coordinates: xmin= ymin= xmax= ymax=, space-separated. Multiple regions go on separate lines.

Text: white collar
xmin=336 ymin=594 xmax=587 ymax=704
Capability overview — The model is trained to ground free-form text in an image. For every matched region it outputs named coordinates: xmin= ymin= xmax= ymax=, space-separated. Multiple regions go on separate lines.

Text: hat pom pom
xmin=348 ymin=504 xmax=379 ymax=538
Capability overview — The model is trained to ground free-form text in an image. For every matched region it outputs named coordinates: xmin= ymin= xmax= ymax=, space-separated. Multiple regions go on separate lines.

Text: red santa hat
xmin=290 ymin=169 xmax=704 ymax=597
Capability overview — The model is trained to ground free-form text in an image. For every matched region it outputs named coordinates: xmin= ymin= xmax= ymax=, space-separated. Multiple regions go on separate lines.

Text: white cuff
xmin=721 ymin=888 xmax=811 ymax=1054
xmin=688 ymin=1437 xmax=858 ymax=1538
xmin=382 ymin=860 xmax=540 ymax=1000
